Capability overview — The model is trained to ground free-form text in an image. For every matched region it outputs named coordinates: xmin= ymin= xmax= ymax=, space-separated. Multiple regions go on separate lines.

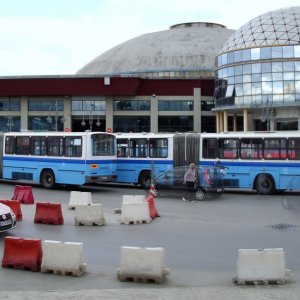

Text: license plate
xmin=217 ymin=189 xmax=222 ymax=192
xmin=0 ymin=220 xmax=12 ymax=226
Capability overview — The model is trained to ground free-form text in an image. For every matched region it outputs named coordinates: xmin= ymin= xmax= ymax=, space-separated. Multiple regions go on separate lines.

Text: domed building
xmin=0 ymin=22 xmax=235 ymax=134
xmin=76 ymin=22 xmax=234 ymax=133
xmin=214 ymin=6 xmax=300 ymax=132
xmin=77 ymin=22 xmax=234 ymax=79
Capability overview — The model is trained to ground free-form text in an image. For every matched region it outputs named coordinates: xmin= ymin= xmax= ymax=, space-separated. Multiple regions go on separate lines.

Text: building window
xmin=113 ymin=116 xmax=150 ymax=132
xmin=158 ymin=116 xmax=193 ymax=132
xmin=0 ymin=116 xmax=20 ymax=132
xmin=113 ymin=100 xmax=150 ymax=111
xmin=71 ymin=99 xmax=105 ymax=111
xmin=0 ymin=98 xmax=21 ymax=111
xmin=28 ymin=116 xmax=64 ymax=131
xmin=158 ymin=100 xmax=193 ymax=111
xmin=28 ymin=100 xmax=64 ymax=111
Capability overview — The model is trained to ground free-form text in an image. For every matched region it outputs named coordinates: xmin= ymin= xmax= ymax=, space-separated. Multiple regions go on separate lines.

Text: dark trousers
xmin=184 ymin=181 xmax=195 ymax=201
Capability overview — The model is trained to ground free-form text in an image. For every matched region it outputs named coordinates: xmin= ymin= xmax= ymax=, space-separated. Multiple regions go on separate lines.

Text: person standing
xmin=182 ymin=163 xmax=197 ymax=202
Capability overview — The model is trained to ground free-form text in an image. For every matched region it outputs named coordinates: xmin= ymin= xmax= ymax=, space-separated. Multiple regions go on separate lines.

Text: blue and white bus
xmin=115 ymin=131 xmax=300 ymax=194
xmin=115 ymin=132 xmax=200 ymax=187
xmin=200 ymin=131 xmax=300 ymax=194
xmin=0 ymin=131 xmax=116 ymax=188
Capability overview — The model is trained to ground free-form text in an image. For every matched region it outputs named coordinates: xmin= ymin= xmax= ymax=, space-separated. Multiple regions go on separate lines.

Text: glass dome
xmin=221 ymin=6 xmax=300 ymax=53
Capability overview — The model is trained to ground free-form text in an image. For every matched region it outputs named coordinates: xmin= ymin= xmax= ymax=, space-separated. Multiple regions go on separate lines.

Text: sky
xmin=0 ymin=0 xmax=299 ymax=76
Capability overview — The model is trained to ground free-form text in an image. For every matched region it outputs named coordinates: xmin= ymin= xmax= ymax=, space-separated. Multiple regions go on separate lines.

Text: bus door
xmin=173 ymin=133 xmax=200 ymax=167
xmin=173 ymin=134 xmax=185 ymax=167
xmin=186 ymin=133 xmax=200 ymax=167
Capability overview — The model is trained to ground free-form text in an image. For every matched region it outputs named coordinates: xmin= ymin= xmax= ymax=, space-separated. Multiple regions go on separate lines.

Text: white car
xmin=0 ymin=203 xmax=17 ymax=232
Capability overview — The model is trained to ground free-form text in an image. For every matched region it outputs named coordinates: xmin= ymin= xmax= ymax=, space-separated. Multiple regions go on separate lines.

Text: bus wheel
xmin=139 ymin=171 xmax=151 ymax=189
xmin=256 ymin=174 xmax=274 ymax=195
xmin=195 ymin=188 xmax=206 ymax=201
xmin=41 ymin=169 xmax=55 ymax=189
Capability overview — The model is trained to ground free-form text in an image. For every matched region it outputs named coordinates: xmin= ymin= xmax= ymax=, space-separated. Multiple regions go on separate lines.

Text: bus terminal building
xmin=1 ymin=6 xmax=300 ymax=133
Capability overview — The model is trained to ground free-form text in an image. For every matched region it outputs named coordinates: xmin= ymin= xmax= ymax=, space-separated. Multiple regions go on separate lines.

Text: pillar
xmin=233 ymin=113 xmax=237 ymax=132
xmin=223 ymin=110 xmax=228 ymax=132
xmin=243 ymin=109 xmax=248 ymax=132
xmin=150 ymin=95 xmax=158 ymax=133
xmin=193 ymin=88 xmax=201 ymax=132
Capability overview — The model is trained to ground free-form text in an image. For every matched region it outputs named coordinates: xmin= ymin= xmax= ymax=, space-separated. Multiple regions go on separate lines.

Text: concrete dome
xmin=221 ymin=6 xmax=300 ymax=53
xmin=77 ymin=22 xmax=234 ymax=77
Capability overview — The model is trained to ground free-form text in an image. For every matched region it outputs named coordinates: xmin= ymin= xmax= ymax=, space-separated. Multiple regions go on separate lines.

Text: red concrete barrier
xmin=2 ymin=236 xmax=42 ymax=272
xmin=34 ymin=202 xmax=64 ymax=225
xmin=146 ymin=195 xmax=160 ymax=219
xmin=12 ymin=185 xmax=34 ymax=204
xmin=0 ymin=199 xmax=22 ymax=221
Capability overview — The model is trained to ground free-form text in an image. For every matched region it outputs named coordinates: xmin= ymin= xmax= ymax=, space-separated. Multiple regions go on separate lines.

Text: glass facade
xmin=215 ymin=7 xmax=300 ymax=110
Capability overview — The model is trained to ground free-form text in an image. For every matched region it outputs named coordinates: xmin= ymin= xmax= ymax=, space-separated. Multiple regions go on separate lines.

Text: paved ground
xmin=0 ymin=182 xmax=299 ymax=299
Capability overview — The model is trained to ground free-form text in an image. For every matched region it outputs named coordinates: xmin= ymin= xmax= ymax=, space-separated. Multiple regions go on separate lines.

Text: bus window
xmin=202 ymin=138 xmax=218 ymax=159
xmin=65 ymin=137 xmax=82 ymax=157
xmin=149 ymin=138 xmax=168 ymax=158
xmin=30 ymin=136 xmax=47 ymax=156
xmin=92 ymin=134 xmax=115 ymax=156
xmin=218 ymin=138 xmax=239 ymax=159
xmin=47 ymin=136 xmax=64 ymax=156
xmin=129 ymin=138 xmax=148 ymax=158
xmin=264 ymin=138 xmax=287 ymax=159
xmin=15 ymin=136 xmax=30 ymax=155
xmin=117 ymin=138 xmax=129 ymax=157
xmin=288 ymin=138 xmax=300 ymax=160
xmin=240 ymin=138 xmax=263 ymax=159
xmin=5 ymin=136 xmax=15 ymax=154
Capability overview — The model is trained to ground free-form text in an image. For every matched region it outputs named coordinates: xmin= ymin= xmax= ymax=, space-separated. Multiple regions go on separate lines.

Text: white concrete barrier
xmin=41 ymin=240 xmax=87 ymax=276
xmin=68 ymin=191 xmax=92 ymax=209
xmin=75 ymin=203 xmax=105 ymax=226
xmin=122 ymin=195 xmax=146 ymax=203
xmin=120 ymin=201 xmax=151 ymax=224
xmin=234 ymin=248 xmax=291 ymax=284
xmin=117 ymin=246 xmax=169 ymax=283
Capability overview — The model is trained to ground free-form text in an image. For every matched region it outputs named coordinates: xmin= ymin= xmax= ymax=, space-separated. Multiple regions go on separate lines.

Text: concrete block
xmin=69 ymin=191 xmax=92 ymax=209
xmin=120 ymin=201 xmax=151 ymax=224
xmin=235 ymin=248 xmax=291 ymax=284
xmin=117 ymin=246 xmax=169 ymax=283
xmin=75 ymin=204 xmax=105 ymax=226
xmin=122 ymin=195 xmax=146 ymax=203
xmin=41 ymin=240 xmax=87 ymax=276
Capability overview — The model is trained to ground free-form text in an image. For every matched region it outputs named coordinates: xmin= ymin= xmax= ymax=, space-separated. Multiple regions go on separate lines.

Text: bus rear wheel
xmin=138 ymin=171 xmax=151 ymax=189
xmin=41 ymin=169 xmax=55 ymax=189
xmin=256 ymin=174 xmax=274 ymax=195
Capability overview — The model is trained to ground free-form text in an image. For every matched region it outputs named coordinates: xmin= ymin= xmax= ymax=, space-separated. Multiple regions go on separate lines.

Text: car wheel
xmin=195 ymin=188 xmax=206 ymax=201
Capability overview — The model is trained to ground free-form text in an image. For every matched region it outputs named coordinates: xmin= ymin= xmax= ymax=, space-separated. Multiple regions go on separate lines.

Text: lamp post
xmin=6 ymin=116 xmax=14 ymax=132
xmin=47 ymin=101 xmax=64 ymax=131
xmin=81 ymin=103 xmax=101 ymax=131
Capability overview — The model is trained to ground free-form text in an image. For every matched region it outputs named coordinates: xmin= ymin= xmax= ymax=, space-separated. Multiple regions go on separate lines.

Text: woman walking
xmin=182 ymin=163 xmax=197 ymax=202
